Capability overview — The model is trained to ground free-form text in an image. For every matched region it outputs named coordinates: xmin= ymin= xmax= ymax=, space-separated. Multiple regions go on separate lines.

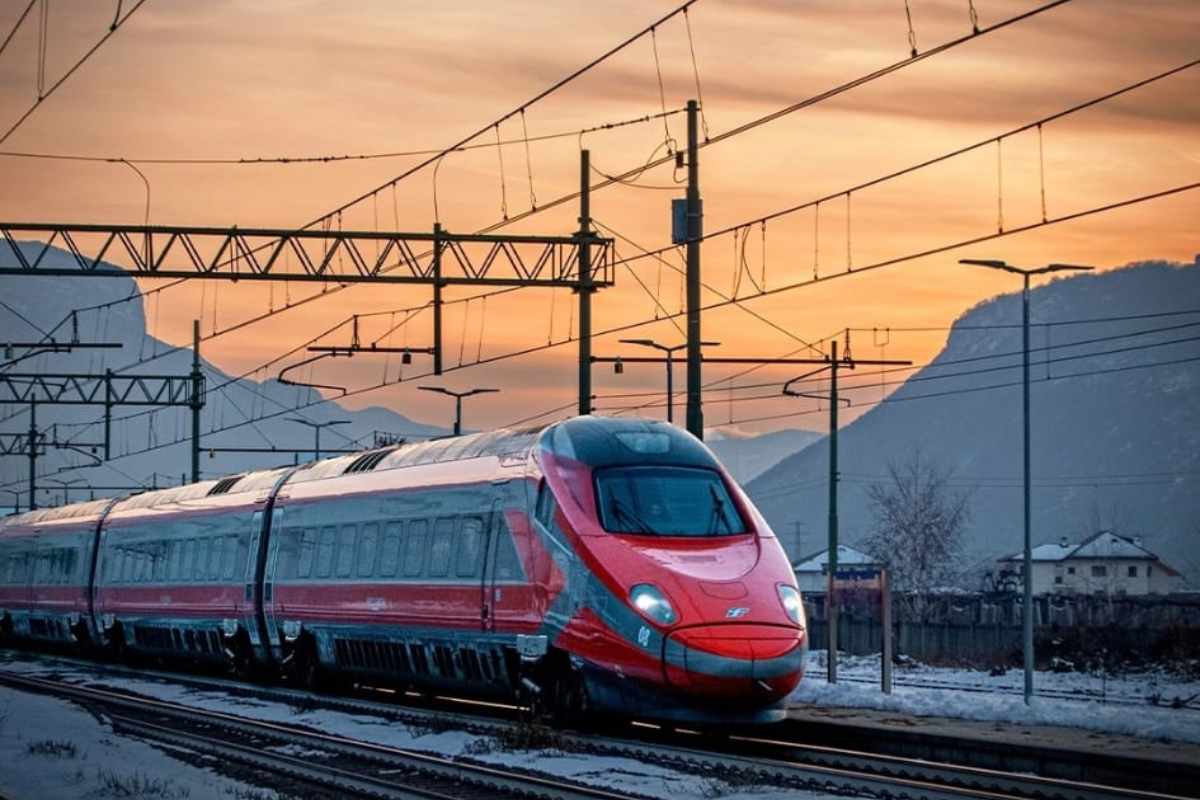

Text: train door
xmin=240 ymin=509 xmax=269 ymax=656
xmin=261 ymin=505 xmax=284 ymax=651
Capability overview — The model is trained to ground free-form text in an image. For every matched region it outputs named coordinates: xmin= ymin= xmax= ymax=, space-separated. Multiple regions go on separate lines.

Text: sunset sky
xmin=1 ymin=0 xmax=1197 ymax=436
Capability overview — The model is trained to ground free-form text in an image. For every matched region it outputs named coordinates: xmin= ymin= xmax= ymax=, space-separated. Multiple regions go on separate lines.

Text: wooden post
xmin=881 ymin=567 xmax=893 ymax=694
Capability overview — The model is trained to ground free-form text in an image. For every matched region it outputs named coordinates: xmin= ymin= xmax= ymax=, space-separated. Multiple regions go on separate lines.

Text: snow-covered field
xmin=791 ymin=651 xmax=1200 ymax=744
xmin=0 ymin=654 xmax=838 ymax=800
xmin=0 ymin=689 xmax=281 ymax=800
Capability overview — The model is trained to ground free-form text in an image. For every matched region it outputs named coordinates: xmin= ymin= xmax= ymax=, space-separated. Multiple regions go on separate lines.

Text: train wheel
xmin=552 ymin=667 xmax=589 ymax=727
xmin=107 ymin=624 xmax=128 ymax=663
xmin=290 ymin=636 xmax=322 ymax=692
xmin=228 ymin=632 xmax=257 ymax=682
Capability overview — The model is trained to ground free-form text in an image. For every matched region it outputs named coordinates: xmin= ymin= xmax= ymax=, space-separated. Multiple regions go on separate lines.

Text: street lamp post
xmin=960 ymin=258 xmax=1093 ymax=704
xmin=418 ymin=387 xmax=500 ymax=436
xmin=286 ymin=418 xmax=351 ymax=461
xmin=616 ymin=339 xmax=720 ymax=424
xmin=44 ymin=477 xmax=84 ymax=506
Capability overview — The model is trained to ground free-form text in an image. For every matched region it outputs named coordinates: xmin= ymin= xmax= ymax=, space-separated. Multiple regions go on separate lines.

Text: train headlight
xmin=630 ymin=583 xmax=677 ymax=626
xmin=777 ymin=584 xmax=804 ymax=626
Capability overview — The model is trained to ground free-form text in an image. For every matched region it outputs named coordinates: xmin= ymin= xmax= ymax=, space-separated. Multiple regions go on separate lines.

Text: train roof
xmin=0 ymin=416 xmax=712 ymax=529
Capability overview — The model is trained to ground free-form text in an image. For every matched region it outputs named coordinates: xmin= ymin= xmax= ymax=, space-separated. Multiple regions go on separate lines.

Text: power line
xmin=611 ymin=55 xmax=1200 ymax=272
xmin=25 ymin=175 xmax=1197 ymax=479
xmin=35 ymin=0 xmax=1068 ymax=391
xmin=0 ymin=108 xmax=687 ymax=166
xmin=595 ymin=330 xmax=1200 ymax=413
xmin=0 ymin=0 xmax=150 ymax=145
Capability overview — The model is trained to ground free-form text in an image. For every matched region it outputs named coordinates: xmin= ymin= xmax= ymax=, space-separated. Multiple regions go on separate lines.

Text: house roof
xmin=999 ymin=530 xmax=1179 ymax=573
xmin=793 ymin=545 xmax=880 ymax=572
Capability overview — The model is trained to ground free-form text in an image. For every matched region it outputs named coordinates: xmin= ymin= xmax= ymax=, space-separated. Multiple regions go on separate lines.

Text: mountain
xmin=706 ymin=426 xmax=823 ymax=484
xmin=746 ymin=260 xmax=1200 ymax=585
xmin=1 ymin=242 xmax=447 ymax=503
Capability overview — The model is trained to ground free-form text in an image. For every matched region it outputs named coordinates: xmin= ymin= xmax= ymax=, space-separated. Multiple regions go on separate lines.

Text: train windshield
xmin=594 ymin=466 xmax=747 ymax=536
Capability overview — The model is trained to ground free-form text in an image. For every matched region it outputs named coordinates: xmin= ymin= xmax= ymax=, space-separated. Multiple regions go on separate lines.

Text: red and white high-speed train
xmin=0 ymin=416 xmax=807 ymax=723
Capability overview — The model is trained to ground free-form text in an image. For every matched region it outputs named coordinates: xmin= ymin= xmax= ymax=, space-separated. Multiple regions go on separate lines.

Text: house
xmin=996 ymin=530 xmax=1181 ymax=595
xmin=791 ymin=545 xmax=882 ymax=593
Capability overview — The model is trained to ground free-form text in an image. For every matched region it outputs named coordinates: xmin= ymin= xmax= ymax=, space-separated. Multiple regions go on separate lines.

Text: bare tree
xmin=862 ymin=450 xmax=972 ymax=620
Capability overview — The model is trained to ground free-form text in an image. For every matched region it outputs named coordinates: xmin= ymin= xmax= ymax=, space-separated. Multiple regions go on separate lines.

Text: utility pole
xmin=959 ymin=258 xmax=1093 ymax=704
xmin=433 ymin=222 xmax=444 ymax=376
xmin=578 ymin=149 xmax=593 ymax=416
xmin=27 ymin=399 xmax=37 ymax=510
xmin=685 ymin=98 xmax=704 ymax=440
xmin=782 ymin=335 xmax=911 ymax=684
xmin=827 ymin=339 xmax=841 ymax=683
xmin=190 ymin=320 xmax=202 ymax=484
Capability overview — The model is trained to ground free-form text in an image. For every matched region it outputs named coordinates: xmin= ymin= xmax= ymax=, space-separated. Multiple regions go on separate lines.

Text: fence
xmin=803 ymin=592 xmax=1200 ymax=664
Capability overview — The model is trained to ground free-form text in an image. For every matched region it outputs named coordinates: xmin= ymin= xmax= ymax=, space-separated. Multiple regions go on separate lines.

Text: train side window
xmin=455 ymin=517 xmax=484 ymax=578
xmin=153 ymin=545 xmax=167 ymax=582
xmin=212 ymin=537 xmax=225 ymax=580
xmin=379 ymin=523 xmax=402 ymax=577
xmin=357 ymin=523 xmax=378 ymax=578
xmin=297 ymin=529 xmax=316 ymax=578
xmin=180 ymin=539 xmax=193 ymax=582
xmin=336 ymin=525 xmax=357 ymax=578
xmin=223 ymin=535 xmax=239 ymax=580
xmin=535 ymin=480 xmax=556 ymax=528
xmin=429 ymin=518 xmax=454 ymax=577
xmin=403 ymin=520 xmax=428 ymax=577
xmin=197 ymin=538 xmax=212 ymax=581
xmin=166 ymin=541 xmax=180 ymax=582
xmin=277 ymin=531 xmax=300 ymax=580
xmin=316 ymin=526 xmax=336 ymax=578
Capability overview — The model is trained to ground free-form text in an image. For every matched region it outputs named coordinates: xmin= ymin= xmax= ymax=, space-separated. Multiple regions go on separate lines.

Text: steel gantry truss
xmin=0 ymin=222 xmax=614 ymax=288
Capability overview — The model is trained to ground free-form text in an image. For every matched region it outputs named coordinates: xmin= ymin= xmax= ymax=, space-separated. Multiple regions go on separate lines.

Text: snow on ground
xmin=791 ymin=651 xmax=1200 ymax=744
xmin=819 ymin=651 xmax=1200 ymax=706
xmin=0 ymin=653 xmax=841 ymax=800
xmin=0 ymin=688 xmax=285 ymax=800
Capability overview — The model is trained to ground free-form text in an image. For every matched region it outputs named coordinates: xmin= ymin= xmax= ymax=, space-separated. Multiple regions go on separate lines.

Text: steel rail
xmin=107 ymin=713 xmax=461 ymax=800
xmin=0 ymin=670 xmax=638 ymax=800
xmin=1 ymin=658 xmax=1188 ymax=800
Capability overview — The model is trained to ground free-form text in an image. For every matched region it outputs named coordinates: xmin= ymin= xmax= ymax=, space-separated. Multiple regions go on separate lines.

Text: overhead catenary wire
xmin=0 ymin=108 xmax=688 ymax=166
xmin=612 ymin=54 xmax=1200 ymax=272
xmin=0 ymin=0 xmax=149 ymax=145
xmin=14 ymin=177 xmax=1198 ymax=488
xmin=16 ymin=0 xmax=1070 ymax=402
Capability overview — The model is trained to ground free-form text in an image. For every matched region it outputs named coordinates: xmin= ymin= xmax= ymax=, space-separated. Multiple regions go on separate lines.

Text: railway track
xmin=0 ymin=670 xmax=640 ymax=800
xmin=2 ymin=653 xmax=1194 ymax=800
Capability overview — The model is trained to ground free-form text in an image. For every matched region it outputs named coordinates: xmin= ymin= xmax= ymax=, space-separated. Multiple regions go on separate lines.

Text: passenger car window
xmin=277 ymin=531 xmax=300 ymax=580
xmin=403 ymin=520 xmax=428 ymax=577
xmin=297 ymin=529 xmax=316 ymax=578
xmin=182 ymin=539 xmax=195 ymax=582
xmin=455 ymin=517 xmax=484 ymax=578
xmin=379 ymin=523 xmax=401 ymax=577
xmin=316 ymin=526 xmax=336 ymax=578
xmin=167 ymin=541 xmax=180 ymax=581
xmin=153 ymin=545 xmax=167 ymax=582
xmin=223 ymin=535 xmax=239 ymax=579
xmin=357 ymin=523 xmax=378 ymax=578
xmin=336 ymin=525 xmax=357 ymax=578
xmin=429 ymin=518 xmax=454 ymax=577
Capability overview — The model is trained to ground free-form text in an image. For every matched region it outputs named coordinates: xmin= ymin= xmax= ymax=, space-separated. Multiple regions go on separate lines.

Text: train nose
xmin=662 ymin=624 xmax=806 ymax=703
